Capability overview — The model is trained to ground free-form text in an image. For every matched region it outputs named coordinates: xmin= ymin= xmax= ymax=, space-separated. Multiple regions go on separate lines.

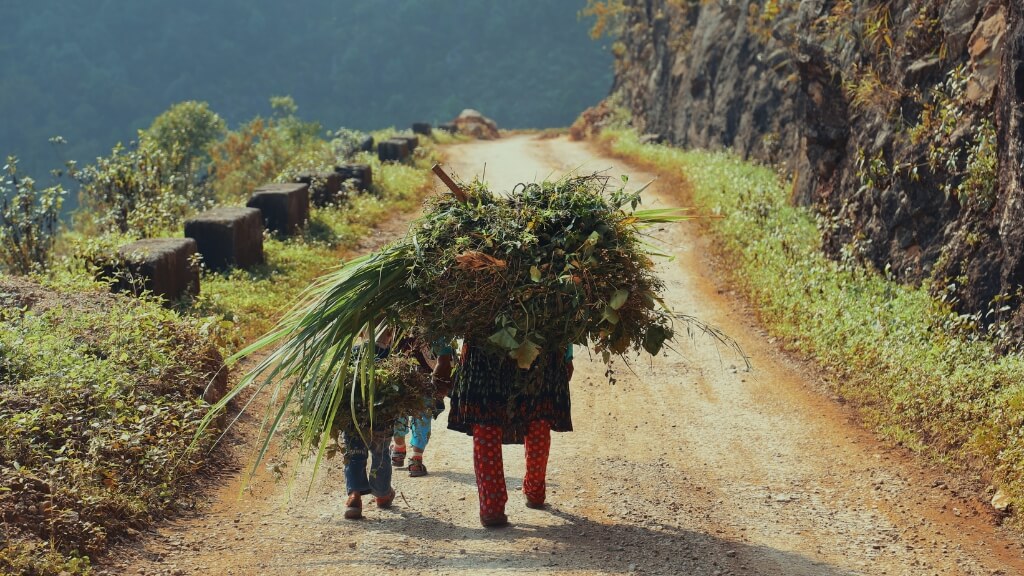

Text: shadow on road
xmin=278 ymin=501 xmax=857 ymax=575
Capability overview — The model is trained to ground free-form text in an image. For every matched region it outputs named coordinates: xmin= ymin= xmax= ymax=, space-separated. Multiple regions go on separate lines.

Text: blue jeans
xmin=344 ymin=430 xmax=392 ymax=496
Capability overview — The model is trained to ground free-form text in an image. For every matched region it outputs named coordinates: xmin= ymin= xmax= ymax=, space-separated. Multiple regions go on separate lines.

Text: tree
xmin=145 ymin=101 xmax=226 ymax=177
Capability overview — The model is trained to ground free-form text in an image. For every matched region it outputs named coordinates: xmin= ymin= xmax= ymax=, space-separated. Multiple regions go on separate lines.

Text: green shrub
xmin=209 ymin=98 xmax=328 ymax=203
xmin=145 ymin=100 xmax=226 ymax=178
xmin=0 ymin=284 xmax=220 ymax=575
xmin=0 ymin=157 xmax=66 ymax=275
xmin=72 ymin=136 xmax=214 ymax=238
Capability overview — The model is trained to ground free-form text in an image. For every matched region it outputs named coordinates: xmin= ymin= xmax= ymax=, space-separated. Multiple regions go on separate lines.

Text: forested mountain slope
xmin=2 ymin=1 xmax=611 ymax=176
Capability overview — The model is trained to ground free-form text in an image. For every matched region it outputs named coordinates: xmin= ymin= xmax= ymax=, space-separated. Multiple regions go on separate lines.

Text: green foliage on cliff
xmin=602 ymin=128 xmax=1024 ymax=520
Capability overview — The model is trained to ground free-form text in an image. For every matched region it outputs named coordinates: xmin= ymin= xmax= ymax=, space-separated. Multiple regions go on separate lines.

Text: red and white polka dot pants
xmin=523 ymin=420 xmax=551 ymax=504
xmin=472 ymin=420 xmax=551 ymax=517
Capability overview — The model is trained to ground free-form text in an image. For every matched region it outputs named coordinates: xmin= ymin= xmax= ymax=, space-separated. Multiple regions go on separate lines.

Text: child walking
xmin=343 ymin=332 xmax=398 ymax=520
xmin=391 ymin=340 xmax=454 ymax=476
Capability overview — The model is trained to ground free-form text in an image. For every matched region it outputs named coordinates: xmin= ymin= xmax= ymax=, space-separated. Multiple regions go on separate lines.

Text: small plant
xmin=329 ymin=127 xmax=370 ymax=160
xmin=0 ymin=156 xmax=66 ymax=275
xmin=845 ymin=64 xmax=901 ymax=118
xmin=862 ymin=3 xmax=894 ymax=59
xmin=854 ymin=147 xmax=890 ymax=193
xmin=960 ymin=119 xmax=997 ymax=211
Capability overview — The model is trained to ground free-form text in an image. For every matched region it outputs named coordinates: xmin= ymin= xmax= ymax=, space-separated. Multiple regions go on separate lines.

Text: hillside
xmin=1 ymin=1 xmax=611 ymax=181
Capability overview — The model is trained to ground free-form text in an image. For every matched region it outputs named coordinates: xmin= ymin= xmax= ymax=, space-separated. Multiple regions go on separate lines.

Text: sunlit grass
xmin=601 ymin=128 xmax=1024 ymax=514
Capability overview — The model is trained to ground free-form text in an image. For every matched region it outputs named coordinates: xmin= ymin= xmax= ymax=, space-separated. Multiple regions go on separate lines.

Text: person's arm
xmin=432 ymin=353 xmax=453 ymax=399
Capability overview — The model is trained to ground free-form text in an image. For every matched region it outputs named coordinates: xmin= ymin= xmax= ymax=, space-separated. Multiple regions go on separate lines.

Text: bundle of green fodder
xmin=328 ymin=353 xmax=434 ymax=436
xmin=198 ymin=172 xmax=736 ymax=474
xmin=406 ymin=175 xmax=676 ymax=368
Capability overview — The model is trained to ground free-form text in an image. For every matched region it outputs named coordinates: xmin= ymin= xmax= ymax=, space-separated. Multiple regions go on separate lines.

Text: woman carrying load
xmin=448 ymin=342 xmax=574 ymax=527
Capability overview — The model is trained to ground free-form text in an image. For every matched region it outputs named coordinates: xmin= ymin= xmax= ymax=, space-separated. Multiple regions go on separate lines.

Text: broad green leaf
xmin=609 ymin=288 xmax=629 ymax=310
xmin=642 ymin=325 xmax=672 ymax=356
xmin=488 ymin=327 xmax=520 ymax=350
xmin=530 ymin=265 xmax=541 ymax=282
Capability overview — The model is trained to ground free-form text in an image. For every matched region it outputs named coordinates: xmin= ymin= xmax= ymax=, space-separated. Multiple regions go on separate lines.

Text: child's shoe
xmin=375 ymin=488 xmax=396 ymax=509
xmin=344 ymin=492 xmax=362 ymax=520
xmin=407 ymin=457 xmax=428 ymax=477
xmin=391 ymin=446 xmax=406 ymax=468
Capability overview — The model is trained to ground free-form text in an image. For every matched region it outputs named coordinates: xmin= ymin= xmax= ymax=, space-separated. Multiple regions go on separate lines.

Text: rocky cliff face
xmin=612 ymin=0 xmax=1024 ymax=339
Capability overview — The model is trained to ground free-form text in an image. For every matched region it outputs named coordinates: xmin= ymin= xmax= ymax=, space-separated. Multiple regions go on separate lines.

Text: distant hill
xmin=2 ymin=0 xmax=611 ymax=177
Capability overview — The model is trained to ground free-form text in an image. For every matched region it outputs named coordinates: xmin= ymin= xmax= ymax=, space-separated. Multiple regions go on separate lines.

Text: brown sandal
xmin=407 ymin=458 xmax=427 ymax=477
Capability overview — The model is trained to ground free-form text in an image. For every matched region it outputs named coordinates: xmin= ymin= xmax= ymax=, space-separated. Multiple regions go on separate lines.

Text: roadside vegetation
xmin=599 ymin=128 xmax=1024 ymax=525
xmin=1 ymin=98 xmax=438 ymax=575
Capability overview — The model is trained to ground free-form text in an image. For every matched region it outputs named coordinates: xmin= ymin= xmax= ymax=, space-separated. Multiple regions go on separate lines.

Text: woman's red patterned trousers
xmin=472 ymin=420 xmax=551 ymax=517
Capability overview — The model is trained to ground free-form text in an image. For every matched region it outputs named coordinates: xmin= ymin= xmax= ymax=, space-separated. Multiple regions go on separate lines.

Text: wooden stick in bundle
xmin=432 ymin=163 xmax=468 ymax=203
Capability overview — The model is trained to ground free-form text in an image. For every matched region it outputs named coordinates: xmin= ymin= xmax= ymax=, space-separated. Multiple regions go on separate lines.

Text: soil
xmin=113 ymin=135 xmax=1024 ymax=576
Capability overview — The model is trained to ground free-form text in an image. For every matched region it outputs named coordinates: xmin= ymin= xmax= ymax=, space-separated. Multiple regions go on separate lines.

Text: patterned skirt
xmin=447 ymin=344 xmax=572 ymax=444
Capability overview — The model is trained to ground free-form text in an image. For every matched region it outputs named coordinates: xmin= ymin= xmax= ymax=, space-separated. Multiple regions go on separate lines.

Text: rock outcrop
xmin=611 ymin=0 xmax=1024 ymax=339
xmin=453 ymin=109 xmax=500 ymax=139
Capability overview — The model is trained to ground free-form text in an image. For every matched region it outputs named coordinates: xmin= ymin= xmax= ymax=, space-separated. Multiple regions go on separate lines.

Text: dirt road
xmin=120 ymin=135 xmax=1024 ymax=576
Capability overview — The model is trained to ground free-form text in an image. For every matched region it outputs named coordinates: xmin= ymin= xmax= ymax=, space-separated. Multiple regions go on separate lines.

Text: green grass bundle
xmin=197 ymin=172 xmax=736 ymax=477
xmin=328 ymin=353 xmax=434 ymax=437
xmin=408 ymin=175 xmax=678 ymax=367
